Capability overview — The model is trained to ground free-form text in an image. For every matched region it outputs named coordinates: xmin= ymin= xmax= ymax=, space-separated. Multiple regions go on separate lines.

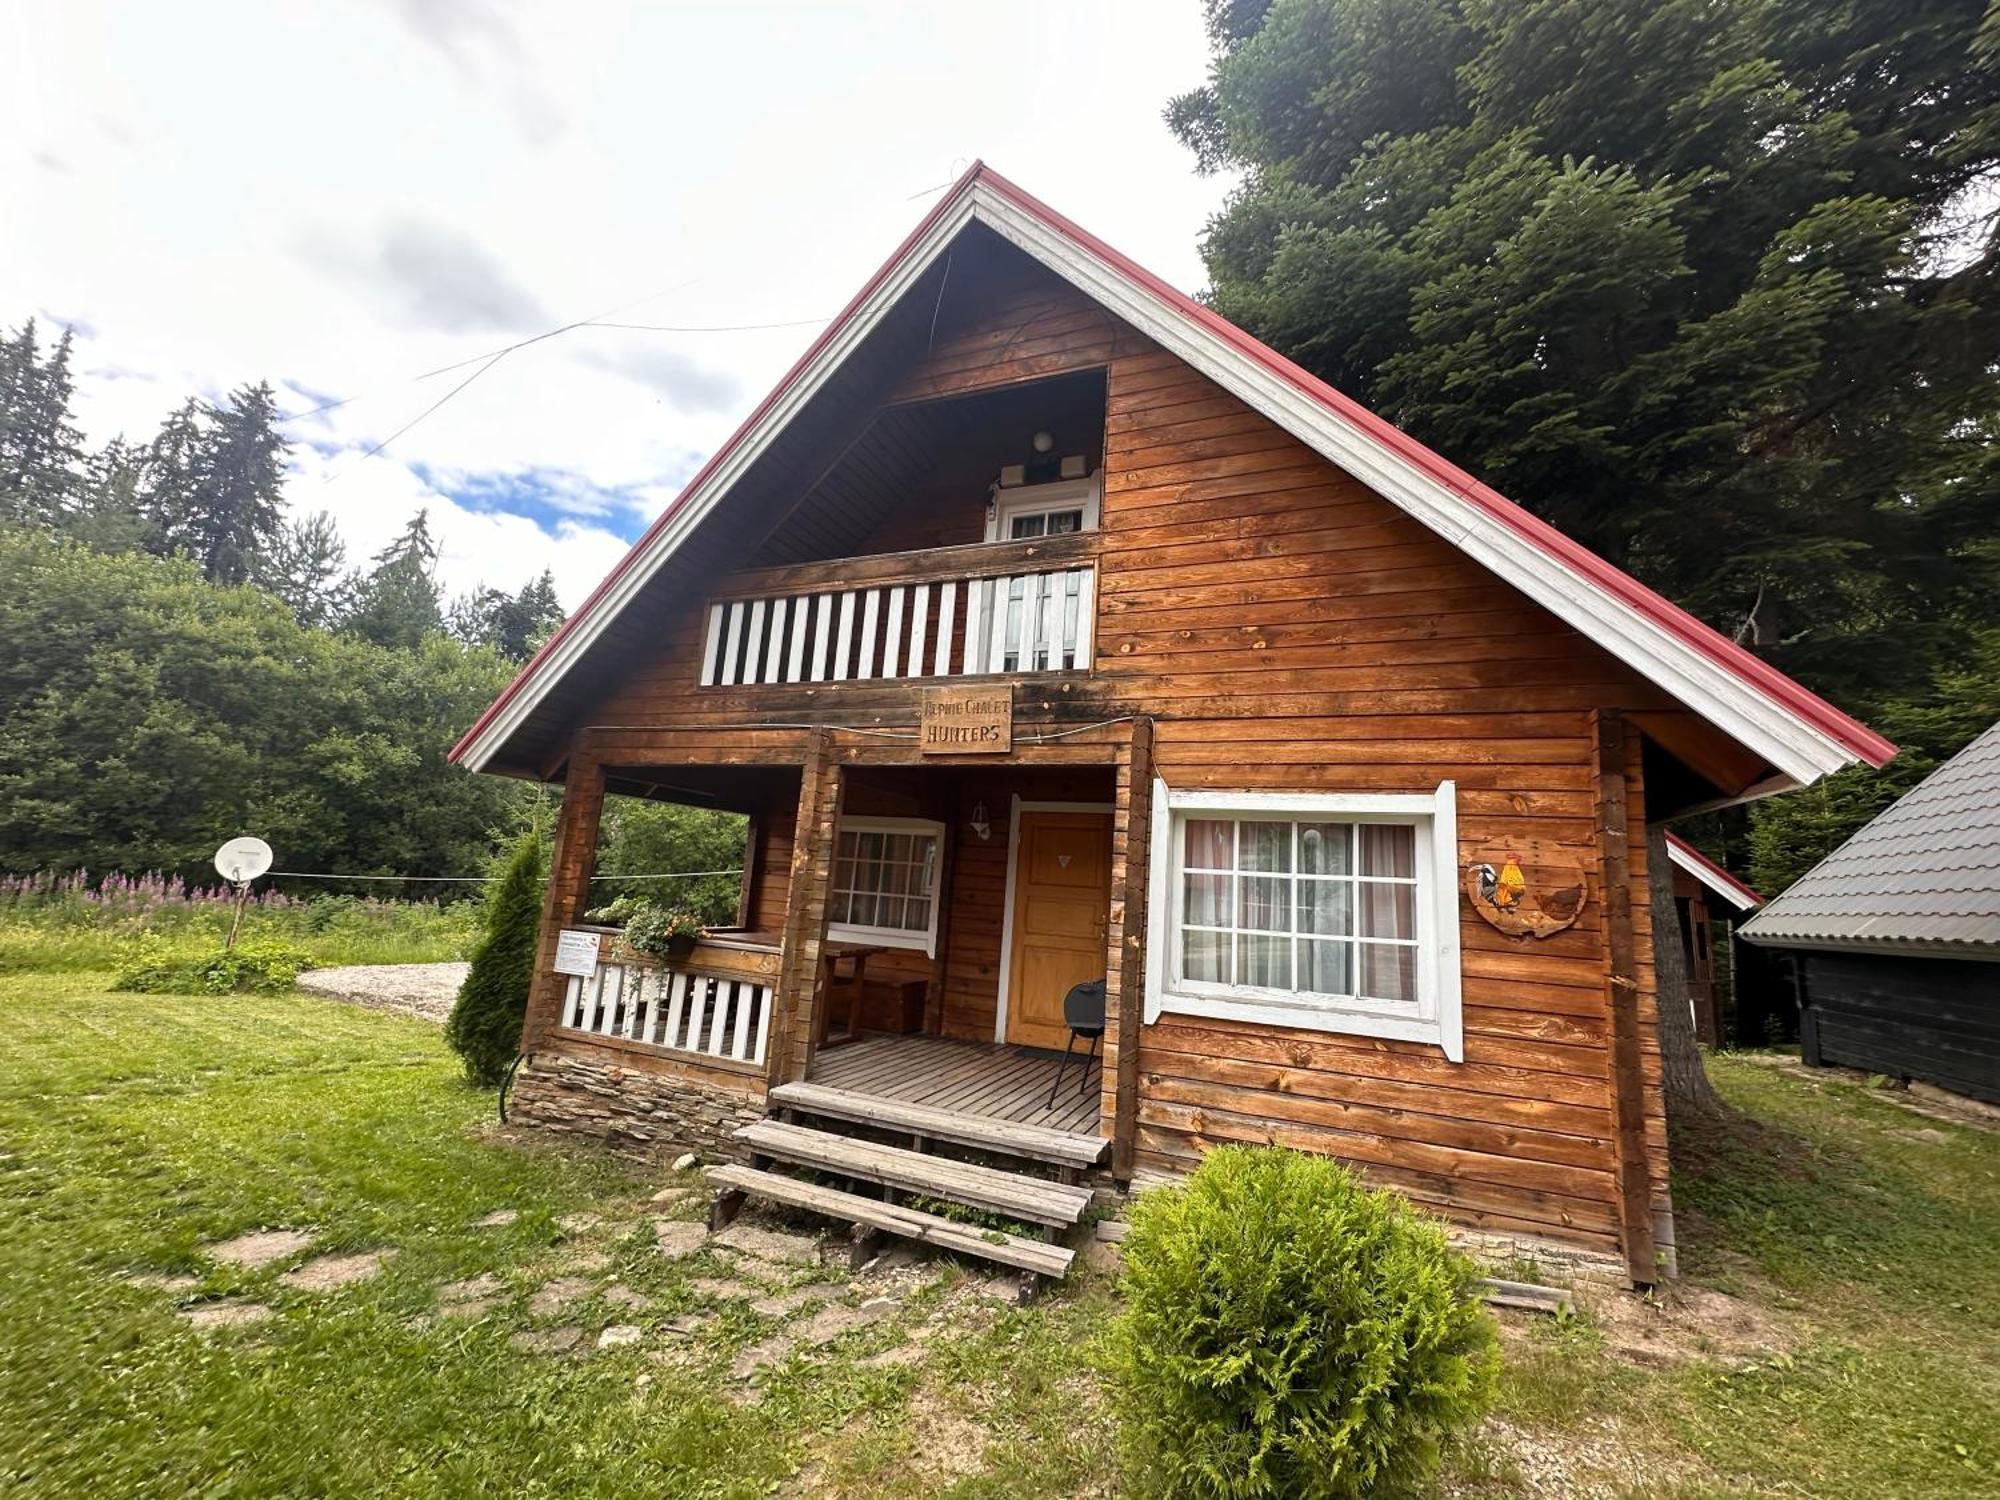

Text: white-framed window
xmin=984 ymin=474 xmax=1101 ymax=544
xmin=1144 ymin=782 xmax=1463 ymax=1061
xmin=827 ymin=816 xmax=943 ymax=957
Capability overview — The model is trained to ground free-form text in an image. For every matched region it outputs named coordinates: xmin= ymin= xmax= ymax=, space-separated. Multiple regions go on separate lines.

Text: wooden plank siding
xmin=546 ymin=259 xmax=1703 ymax=1261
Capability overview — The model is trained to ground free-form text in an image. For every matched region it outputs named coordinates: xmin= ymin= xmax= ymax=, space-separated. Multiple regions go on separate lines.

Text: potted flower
xmin=589 ymin=896 xmax=706 ymax=963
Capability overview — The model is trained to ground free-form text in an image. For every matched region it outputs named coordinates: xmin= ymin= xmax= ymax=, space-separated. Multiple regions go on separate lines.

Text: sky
xmin=2 ymin=1 xmax=1229 ymax=610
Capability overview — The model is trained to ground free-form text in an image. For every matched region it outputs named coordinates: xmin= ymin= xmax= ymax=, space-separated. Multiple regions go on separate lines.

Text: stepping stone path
xmin=182 ymin=1299 xmax=273 ymax=1332
xmin=597 ymin=1324 xmax=642 ymax=1350
xmin=206 ymin=1229 xmax=314 ymax=1269
xmin=556 ymin=1213 xmax=601 ymax=1235
xmin=602 ymin=1284 xmax=649 ymax=1311
xmin=279 ymin=1250 xmax=395 ymax=1292
xmin=688 ymin=1277 xmax=760 ymax=1301
xmin=437 ymin=1274 xmax=503 ymax=1319
xmin=729 ymin=1293 xmax=902 ymax=1380
xmin=125 ymin=1272 xmax=202 ymax=1294
xmin=473 ymin=1209 xmax=519 ymax=1228
xmin=527 ymin=1277 xmax=594 ymax=1317
xmin=859 ymin=1343 xmax=924 ymax=1370
xmin=709 ymin=1221 xmax=821 ymax=1266
xmin=510 ymin=1326 xmax=583 ymax=1355
xmin=653 ymin=1220 xmax=707 ymax=1260
xmin=750 ymin=1283 xmax=840 ymax=1319
xmin=649 ymin=1187 xmax=693 ymax=1208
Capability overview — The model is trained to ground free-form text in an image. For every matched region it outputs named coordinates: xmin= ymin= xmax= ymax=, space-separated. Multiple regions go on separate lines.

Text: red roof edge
xmin=1666 ymin=832 xmax=1764 ymax=908
xmin=454 ymin=160 xmax=1896 ymax=776
xmin=967 ymin=166 xmax=1895 ymax=772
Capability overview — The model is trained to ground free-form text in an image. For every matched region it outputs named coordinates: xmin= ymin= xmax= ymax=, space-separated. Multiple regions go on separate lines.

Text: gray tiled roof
xmin=1740 ymin=718 xmax=2000 ymax=957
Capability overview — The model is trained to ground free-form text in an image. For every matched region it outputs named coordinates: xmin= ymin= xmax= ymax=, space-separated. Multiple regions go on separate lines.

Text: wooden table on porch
xmin=810 ymin=941 xmax=887 ymax=1051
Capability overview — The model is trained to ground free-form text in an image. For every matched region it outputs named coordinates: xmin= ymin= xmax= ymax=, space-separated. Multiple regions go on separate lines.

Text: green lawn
xmin=0 ymin=973 xmax=1994 ymax=1497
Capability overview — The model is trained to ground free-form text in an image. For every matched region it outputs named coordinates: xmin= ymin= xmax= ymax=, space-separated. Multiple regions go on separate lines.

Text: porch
xmin=808 ymin=1032 xmax=1104 ymax=1140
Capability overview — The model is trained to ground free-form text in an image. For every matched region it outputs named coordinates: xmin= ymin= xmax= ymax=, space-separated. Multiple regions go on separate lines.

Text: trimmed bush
xmin=112 ymin=937 xmax=312 ymax=994
xmin=1110 ymin=1146 xmax=1498 ymax=1499
xmin=445 ymin=832 xmax=545 ymax=1086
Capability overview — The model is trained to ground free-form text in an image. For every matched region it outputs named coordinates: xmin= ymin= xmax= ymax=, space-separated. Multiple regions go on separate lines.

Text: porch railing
xmin=558 ymin=944 xmax=775 ymax=1068
xmin=698 ymin=536 xmax=1097 ymax=688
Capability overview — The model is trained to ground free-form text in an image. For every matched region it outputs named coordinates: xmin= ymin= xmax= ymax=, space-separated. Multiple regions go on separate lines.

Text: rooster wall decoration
xmin=1464 ymin=842 xmax=1589 ymax=938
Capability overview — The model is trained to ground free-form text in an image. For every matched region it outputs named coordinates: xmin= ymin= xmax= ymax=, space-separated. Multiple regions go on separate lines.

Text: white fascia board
xmin=1665 ymin=839 xmax=1759 ymax=910
xmin=966 ymin=187 xmax=1857 ymax=788
xmin=454 ymin=196 xmax=980 ymax=773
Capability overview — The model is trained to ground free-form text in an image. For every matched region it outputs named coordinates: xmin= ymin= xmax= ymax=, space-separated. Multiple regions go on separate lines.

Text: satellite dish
xmin=214 ymin=837 xmax=274 ymax=885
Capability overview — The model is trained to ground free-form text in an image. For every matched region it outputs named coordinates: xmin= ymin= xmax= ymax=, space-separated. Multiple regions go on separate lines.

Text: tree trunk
xmin=1648 ymin=823 xmax=1722 ymax=1121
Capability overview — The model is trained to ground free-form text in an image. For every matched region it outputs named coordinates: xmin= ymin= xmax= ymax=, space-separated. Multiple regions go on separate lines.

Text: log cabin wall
xmin=569 ymin=256 xmax=1690 ymax=1259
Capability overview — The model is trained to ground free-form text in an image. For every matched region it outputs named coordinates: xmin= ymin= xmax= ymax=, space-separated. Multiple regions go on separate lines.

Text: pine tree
xmin=66 ymin=438 xmax=150 ymax=553
xmin=445 ymin=830 xmax=546 ymax=1087
xmin=0 ymin=319 xmax=87 ymax=527
xmin=346 ymin=509 xmax=445 ymax=649
xmin=258 ymin=508 xmax=353 ymax=629
xmin=447 ymin=567 xmax=566 ymax=661
xmin=191 ymin=382 xmax=289 ymax=585
xmin=138 ymin=398 xmax=212 ymax=560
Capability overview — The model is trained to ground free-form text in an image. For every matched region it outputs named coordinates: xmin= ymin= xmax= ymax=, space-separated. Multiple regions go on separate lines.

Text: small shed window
xmin=1144 ymin=783 xmax=1464 ymax=1061
xmin=827 ymin=817 xmax=944 ymax=958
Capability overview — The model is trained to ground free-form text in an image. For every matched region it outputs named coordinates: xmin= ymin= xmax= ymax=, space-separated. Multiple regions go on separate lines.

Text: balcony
xmin=698 ymin=531 xmax=1097 ymax=689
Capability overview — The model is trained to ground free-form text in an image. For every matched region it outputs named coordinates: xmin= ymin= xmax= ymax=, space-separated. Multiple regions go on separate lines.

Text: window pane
xmin=879 ymin=896 xmax=906 ymax=930
xmin=1359 ymin=943 xmax=1416 ymax=1003
xmin=1359 ymin=824 xmax=1416 ymax=879
xmin=1184 ymin=819 xmax=1232 ymax=869
xmin=905 ymin=896 xmax=930 ymax=929
xmin=1183 ymin=872 xmax=1232 ymax=927
xmin=1238 ymin=875 xmax=1290 ymax=932
xmin=1358 ymin=882 xmax=1416 ymax=941
xmin=1298 ymin=822 xmax=1352 ymax=876
xmin=827 ymin=893 xmax=851 ymax=924
xmin=1183 ymin=927 xmax=1227 ymax=983
xmin=1299 ymin=939 xmax=1352 ymax=997
xmin=1239 ymin=821 xmax=1291 ymax=873
xmin=1009 ymin=513 xmax=1049 ymax=539
xmin=1237 ymin=934 xmax=1292 ymax=990
xmin=1296 ymin=878 xmax=1352 ymax=937
xmin=916 ymin=841 xmax=937 ymax=896
xmin=1046 ymin=508 xmax=1083 ymax=534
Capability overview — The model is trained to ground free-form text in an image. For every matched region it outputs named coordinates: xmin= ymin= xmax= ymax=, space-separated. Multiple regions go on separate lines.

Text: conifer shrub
xmin=1110 ymin=1146 xmax=1498 ymax=1499
xmin=445 ymin=832 xmax=545 ymax=1086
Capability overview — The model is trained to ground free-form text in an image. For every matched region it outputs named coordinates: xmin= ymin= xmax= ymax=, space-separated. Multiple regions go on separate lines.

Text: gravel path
xmin=295 ymin=962 xmax=468 ymax=1024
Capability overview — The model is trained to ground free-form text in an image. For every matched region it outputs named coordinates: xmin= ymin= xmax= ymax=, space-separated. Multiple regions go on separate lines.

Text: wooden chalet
xmin=1663 ymin=833 xmax=1762 ymax=1045
xmin=450 ymin=164 xmax=1893 ymax=1289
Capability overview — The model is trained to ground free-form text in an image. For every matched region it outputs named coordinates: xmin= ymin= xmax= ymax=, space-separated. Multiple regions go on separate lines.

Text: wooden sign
xmin=919 ymin=684 xmax=1013 ymax=754
xmin=1464 ymin=842 xmax=1589 ymax=939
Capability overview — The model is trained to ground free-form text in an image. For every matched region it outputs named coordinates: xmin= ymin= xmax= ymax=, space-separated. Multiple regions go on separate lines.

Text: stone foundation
xmin=1449 ymin=1228 xmax=1633 ymax=1293
xmin=508 ymin=1051 xmax=764 ymax=1163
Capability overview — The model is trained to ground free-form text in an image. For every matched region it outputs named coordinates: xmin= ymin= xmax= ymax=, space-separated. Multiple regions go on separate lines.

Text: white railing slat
xmin=731 ymin=979 xmax=754 ymax=1058
xmin=700 ymin=602 xmax=726 ymax=686
xmin=810 ymin=594 xmax=832 ymax=681
xmin=883 ymin=586 xmax=905 ymax=680
xmin=743 ymin=598 xmax=768 ymax=685
xmin=907 ymin=584 xmax=930 ymax=676
xmin=1072 ymin=568 xmax=1095 ymax=668
xmin=762 ymin=598 xmax=788 ymax=684
xmin=785 ymin=596 xmax=809 ymax=682
xmin=832 ymin=592 xmax=856 ymax=680
xmin=719 ymin=601 xmax=744 ymax=686
xmin=858 ymin=588 xmax=881 ymax=679
xmin=560 ymin=955 xmax=771 ymax=1067
xmin=934 ymin=581 xmax=956 ymax=675
xmin=751 ymin=985 xmax=769 ymax=1064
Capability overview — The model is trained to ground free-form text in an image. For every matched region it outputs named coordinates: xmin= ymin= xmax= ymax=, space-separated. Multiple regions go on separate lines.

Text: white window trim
xmin=826 ymin=815 xmax=945 ymax=959
xmin=983 ymin=474 xmax=1101 ymax=543
xmin=1143 ymin=781 xmax=1464 ymax=1062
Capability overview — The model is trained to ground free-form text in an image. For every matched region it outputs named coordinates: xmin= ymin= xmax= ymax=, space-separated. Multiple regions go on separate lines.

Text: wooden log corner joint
xmin=919 ymin=684 xmax=1013 ymax=755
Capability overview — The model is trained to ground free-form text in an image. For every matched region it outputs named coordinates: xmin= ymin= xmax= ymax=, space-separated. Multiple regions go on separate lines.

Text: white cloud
xmin=1 ymin=0 xmax=1226 ymax=608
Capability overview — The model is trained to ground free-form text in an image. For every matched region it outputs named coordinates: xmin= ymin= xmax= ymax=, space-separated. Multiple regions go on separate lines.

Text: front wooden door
xmin=1005 ymin=810 xmax=1113 ymax=1051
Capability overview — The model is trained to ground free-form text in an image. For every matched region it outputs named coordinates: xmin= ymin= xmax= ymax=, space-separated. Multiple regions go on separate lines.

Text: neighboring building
xmin=1663 ymin=833 xmax=1761 ymax=1045
xmin=1741 ymin=720 xmax=2000 ymax=1105
xmin=451 ymin=164 xmax=1891 ymax=1289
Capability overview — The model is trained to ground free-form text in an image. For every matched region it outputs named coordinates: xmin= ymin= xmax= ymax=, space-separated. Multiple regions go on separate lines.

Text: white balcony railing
xmin=560 ymin=955 xmax=771 ymax=1068
xmin=699 ymin=565 xmax=1095 ymax=688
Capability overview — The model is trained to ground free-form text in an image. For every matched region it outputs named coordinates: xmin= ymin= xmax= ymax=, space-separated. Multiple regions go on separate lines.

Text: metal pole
xmin=225 ymin=882 xmax=250 ymax=951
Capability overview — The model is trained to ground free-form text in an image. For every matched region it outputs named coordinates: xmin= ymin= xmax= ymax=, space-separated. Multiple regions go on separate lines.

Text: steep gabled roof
xmin=1741 ymin=719 xmax=2000 ymax=957
xmin=451 ymin=162 xmax=1894 ymax=787
xmin=1665 ymin=833 xmax=1762 ymax=911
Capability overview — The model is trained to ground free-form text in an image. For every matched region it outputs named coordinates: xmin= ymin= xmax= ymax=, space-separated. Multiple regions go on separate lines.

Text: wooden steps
xmin=737 ymin=1119 xmax=1095 ymax=1229
xmin=768 ymin=1081 xmax=1109 ymax=1169
xmin=706 ymin=1164 xmax=1075 ymax=1279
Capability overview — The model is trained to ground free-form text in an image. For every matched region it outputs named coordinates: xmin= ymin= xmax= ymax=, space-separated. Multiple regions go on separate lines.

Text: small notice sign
xmin=920 ymin=684 xmax=1013 ymax=754
xmin=552 ymin=928 xmax=602 ymax=977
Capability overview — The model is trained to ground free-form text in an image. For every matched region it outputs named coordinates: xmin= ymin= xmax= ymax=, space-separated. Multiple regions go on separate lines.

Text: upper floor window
xmin=986 ymin=474 xmax=1100 ymax=545
xmin=1143 ymin=783 xmax=1464 ymax=1060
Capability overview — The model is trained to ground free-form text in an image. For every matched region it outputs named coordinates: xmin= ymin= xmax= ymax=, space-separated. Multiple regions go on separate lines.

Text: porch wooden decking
xmin=808 ymin=1033 xmax=1103 ymax=1138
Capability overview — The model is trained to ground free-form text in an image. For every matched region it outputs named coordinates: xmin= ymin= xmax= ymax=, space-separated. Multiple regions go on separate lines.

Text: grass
xmin=0 ymin=973 xmax=1994 ymax=1497
xmin=0 ymin=896 xmax=480 ymax=973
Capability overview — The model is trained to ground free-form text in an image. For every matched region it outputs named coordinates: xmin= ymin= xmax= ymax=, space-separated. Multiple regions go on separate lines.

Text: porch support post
xmin=1591 ymin=709 xmax=1659 ymax=1285
xmin=769 ymin=727 xmax=843 ymax=1086
xmin=521 ymin=746 xmax=606 ymax=1054
xmin=1106 ymin=715 xmax=1154 ymax=1183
